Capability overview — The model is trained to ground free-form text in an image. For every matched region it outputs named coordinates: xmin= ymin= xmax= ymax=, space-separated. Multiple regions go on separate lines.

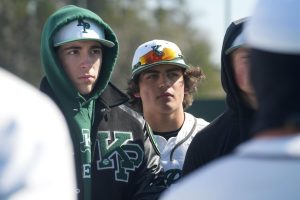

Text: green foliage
xmin=0 ymin=0 xmax=224 ymax=99
xmin=0 ymin=0 xmax=56 ymax=85
xmin=197 ymin=64 xmax=225 ymax=99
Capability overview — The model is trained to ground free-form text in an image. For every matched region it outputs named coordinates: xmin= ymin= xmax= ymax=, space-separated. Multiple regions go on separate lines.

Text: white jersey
xmin=154 ymin=112 xmax=209 ymax=185
xmin=160 ymin=134 xmax=300 ymax=200
xmin=0 ymin=68 xmax=76 ymax=200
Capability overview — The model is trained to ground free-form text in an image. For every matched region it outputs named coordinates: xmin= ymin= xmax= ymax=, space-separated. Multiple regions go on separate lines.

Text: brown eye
xmin=66 ymin=49 xmax=78 ymax=55
xmin=91 ymin=48 xmax=102 ymax=55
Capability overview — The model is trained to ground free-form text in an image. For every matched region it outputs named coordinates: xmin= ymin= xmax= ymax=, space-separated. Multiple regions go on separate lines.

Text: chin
xmin=79 ymin=88 xmax=93 ymax=95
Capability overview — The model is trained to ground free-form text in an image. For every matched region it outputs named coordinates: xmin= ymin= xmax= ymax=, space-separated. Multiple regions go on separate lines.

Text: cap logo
xmin=77 ymin=18 xmax=90 ymax=33
xmin=151 ymin=44 xmax=164 ymax=57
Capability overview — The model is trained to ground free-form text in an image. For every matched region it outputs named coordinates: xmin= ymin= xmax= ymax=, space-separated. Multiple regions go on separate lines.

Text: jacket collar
xmin=98 ymin=82 xmax=129 ymax=108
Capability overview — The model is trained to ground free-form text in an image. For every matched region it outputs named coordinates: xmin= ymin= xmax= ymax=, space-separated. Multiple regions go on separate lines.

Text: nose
xmin=158 ymin=74 xmax=171 ymax=88
xmin=80 ymin=52 xmax=93 ymax=69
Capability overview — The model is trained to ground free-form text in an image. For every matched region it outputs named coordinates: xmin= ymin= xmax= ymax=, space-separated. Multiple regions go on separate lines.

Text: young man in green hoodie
xmin=40 ymin=5 xmax=165 ymax=200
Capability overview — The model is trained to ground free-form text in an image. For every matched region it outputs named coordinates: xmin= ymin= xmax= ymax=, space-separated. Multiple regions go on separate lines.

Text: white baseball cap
xmin=53 ymin=18 xmax=115 ymax=47
xmin=131 ymin=39 xmax=189 ymax=79
xmin=245 ymin=0 xmax=300 ymax=54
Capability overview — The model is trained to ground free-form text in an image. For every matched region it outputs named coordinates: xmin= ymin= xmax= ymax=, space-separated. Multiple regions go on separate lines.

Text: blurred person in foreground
xmin=183 ymin=18 xmax=257 ymax=175
xmin=40 ymin=5 xmax=166 ymax=200
xmin=160 ymin=0 xmax=300 ymax=199
xmin=0 ymin=67 xmax=76 ymax=200
xmin=127 ymin=39 xmax=209 ymax=185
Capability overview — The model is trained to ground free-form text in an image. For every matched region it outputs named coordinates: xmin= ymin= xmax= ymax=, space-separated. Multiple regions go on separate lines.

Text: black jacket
xmin=182 ymin=18 xmax=255 ymax=175
xmin=41 ymin=80 xmax=166 ymax=200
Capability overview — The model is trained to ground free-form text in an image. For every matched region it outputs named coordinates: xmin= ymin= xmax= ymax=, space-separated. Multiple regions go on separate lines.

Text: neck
xmin=144 ymin=109 xmax=185 ymax=133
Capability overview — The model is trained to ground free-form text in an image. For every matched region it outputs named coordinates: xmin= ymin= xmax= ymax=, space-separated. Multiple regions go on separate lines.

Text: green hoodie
xmin=40 ymin=5 xmax=118 ymax=200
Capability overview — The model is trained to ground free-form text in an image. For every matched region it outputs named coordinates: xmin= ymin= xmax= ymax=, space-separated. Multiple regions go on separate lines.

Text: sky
xmin=186 ymin=0 xmax=258 ymax=66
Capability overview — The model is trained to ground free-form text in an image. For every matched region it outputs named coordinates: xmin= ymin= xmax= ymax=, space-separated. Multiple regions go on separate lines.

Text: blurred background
xmin=0 ymin=0 xmax=256 ymax=121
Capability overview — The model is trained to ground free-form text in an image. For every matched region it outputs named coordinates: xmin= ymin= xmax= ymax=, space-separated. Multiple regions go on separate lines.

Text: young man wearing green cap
xmin=40 ymin=5 xmax=165 ymax=200
xmin=127 ymin=39 xmax=209 ymax=186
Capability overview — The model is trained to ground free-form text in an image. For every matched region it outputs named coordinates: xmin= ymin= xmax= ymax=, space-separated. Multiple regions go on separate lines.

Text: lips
xmin=159 ymin=92 xmax=173 ymax=98
xmin=79 ymin=75 xmax=95 ymax=82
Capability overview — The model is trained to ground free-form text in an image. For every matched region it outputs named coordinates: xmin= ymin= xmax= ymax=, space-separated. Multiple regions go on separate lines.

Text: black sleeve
xmin=182 ymin=126 xmax=219 ymax=176
xmin=182 ymin=115 xmax=232 ymax=176
xmin=182 ymin=131 xmax=206 ymax=176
